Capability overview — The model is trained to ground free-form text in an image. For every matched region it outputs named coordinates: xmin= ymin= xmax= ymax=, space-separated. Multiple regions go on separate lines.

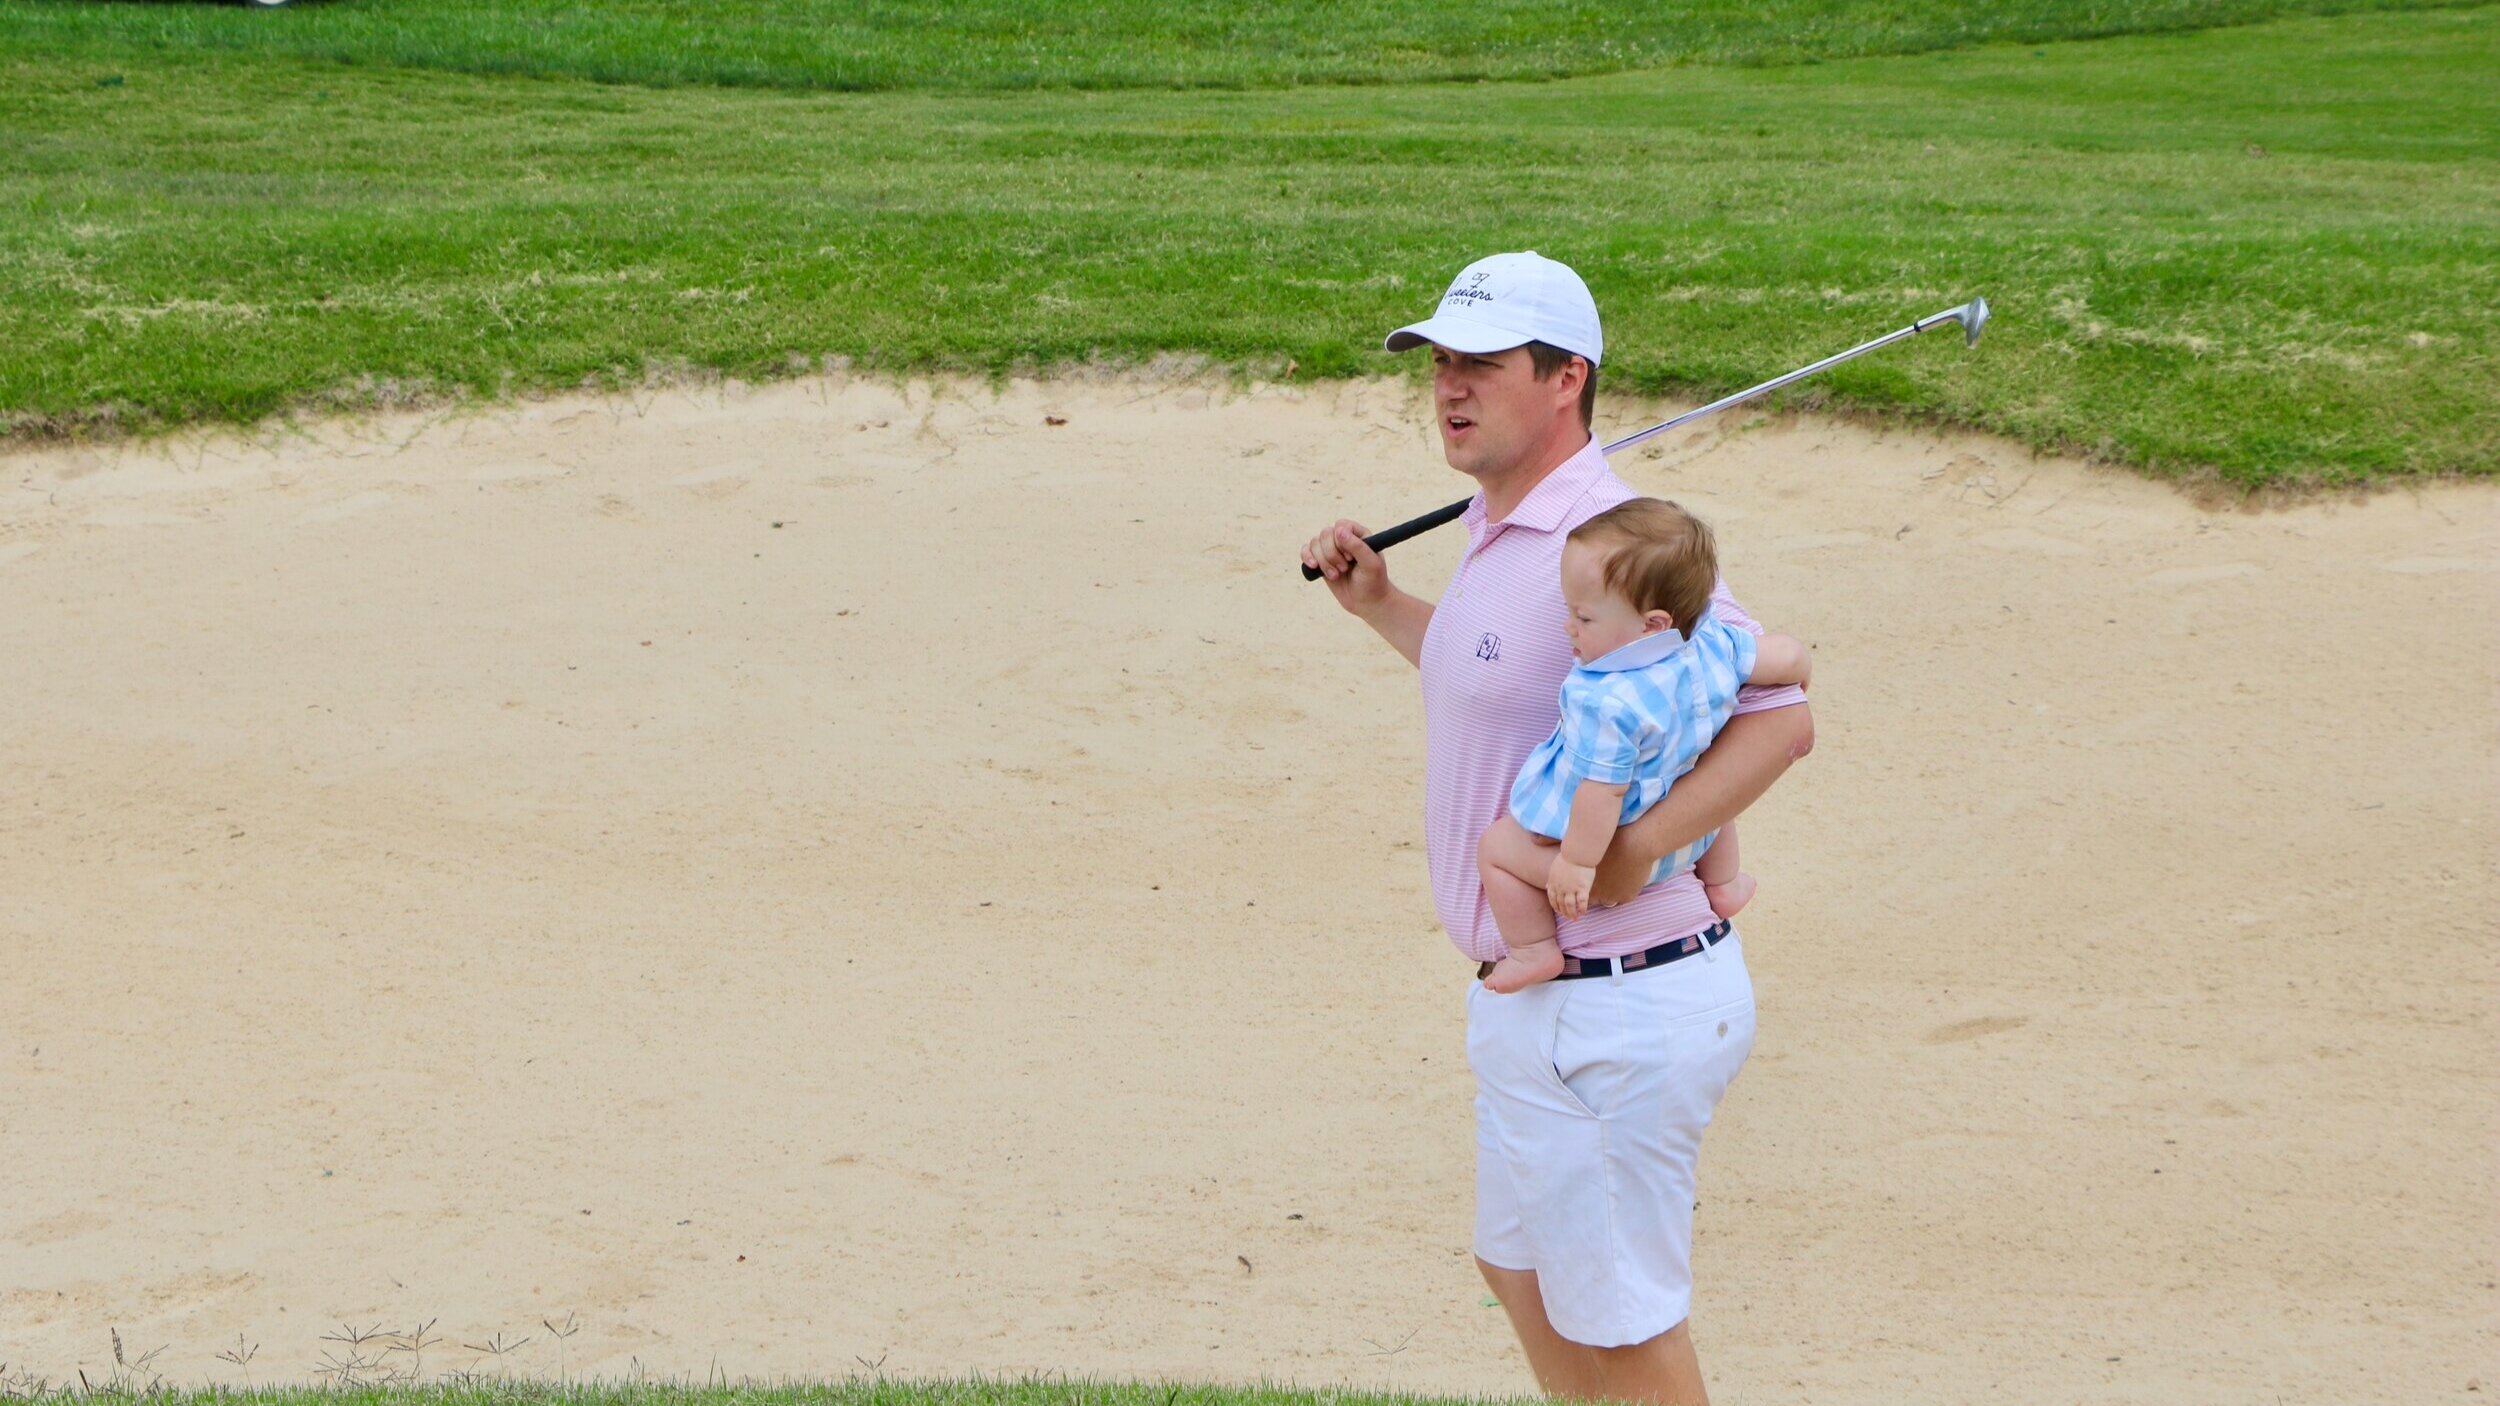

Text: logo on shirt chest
xmin=1475 ymin=632 xmax=1502 ymax=663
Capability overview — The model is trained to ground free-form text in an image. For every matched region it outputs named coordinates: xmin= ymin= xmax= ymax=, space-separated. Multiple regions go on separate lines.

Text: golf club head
xmin=1958 ymin=296 xmax=1990 ymax=347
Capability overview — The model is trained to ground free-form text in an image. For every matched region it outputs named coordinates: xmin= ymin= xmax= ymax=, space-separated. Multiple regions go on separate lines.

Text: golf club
xmin=1301 ymin=297 xmax=1989 ymax=581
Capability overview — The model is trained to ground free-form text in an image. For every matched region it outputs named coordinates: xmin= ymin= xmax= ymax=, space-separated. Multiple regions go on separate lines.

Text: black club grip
xmin=1300 ymin=498 xmax=1470 ymax=581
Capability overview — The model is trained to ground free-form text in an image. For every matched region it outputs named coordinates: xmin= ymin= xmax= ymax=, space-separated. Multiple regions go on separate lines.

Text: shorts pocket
xmin=1548 ymin=982 xmax=1629 ymax=1120
xmin=1662 ymin=994 xmax=1755 ymax=1033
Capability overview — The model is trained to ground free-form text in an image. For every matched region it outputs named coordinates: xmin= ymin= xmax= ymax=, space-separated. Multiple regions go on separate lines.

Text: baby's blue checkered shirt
xmin=1505 ymin=616 xmax=1759 ymax=881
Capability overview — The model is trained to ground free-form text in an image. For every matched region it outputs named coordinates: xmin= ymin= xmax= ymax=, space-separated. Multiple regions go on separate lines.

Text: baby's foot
xmin=1483 ymin=941 xmax=1565 ymax=994
xmin=1704 ymin=871 xmax=1758 ymax=921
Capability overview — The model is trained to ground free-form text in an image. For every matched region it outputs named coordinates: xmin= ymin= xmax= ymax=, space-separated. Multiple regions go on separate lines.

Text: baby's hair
xmin=1568 ymin=498 xmax=1717 ymax=637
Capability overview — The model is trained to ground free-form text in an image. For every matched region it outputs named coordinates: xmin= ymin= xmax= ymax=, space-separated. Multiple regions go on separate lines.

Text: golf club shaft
xmin=1301 ymin=299 xmax=1985 ymax=581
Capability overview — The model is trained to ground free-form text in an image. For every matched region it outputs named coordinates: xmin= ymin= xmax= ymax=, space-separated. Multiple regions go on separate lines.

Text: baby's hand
xmin=1546 ymin=859 xmax=1597 ymax=919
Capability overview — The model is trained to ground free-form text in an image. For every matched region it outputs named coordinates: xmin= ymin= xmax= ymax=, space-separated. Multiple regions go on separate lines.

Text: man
xmin=1301 ymin=252 xmax=1811 ymax=1405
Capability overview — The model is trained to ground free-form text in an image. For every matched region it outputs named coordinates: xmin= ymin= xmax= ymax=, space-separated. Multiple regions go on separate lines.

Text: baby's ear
xmin=1646 ymin=609 xmax=1678 ymax=636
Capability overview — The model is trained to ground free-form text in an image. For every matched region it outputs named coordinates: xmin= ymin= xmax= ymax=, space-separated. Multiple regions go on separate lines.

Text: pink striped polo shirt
xmin=1418 ymin=434 xmax=1807 ymax=963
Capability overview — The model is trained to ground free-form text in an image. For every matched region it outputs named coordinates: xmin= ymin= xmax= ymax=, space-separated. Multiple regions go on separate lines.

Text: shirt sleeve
xmin=1560 ymin=688 xmax=1644 ymax=785
xmin=1710 ymin=580 xmax=1807 ymax=716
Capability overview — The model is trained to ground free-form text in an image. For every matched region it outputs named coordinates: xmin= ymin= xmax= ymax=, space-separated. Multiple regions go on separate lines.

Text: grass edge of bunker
xmin=0 ymin=6 xmax=2492 ymax=490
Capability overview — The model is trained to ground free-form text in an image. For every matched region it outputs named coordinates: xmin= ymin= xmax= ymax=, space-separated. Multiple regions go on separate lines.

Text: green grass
xmin=2 ymin=7 xmax=2494 ymax=485
xmin=0 ymin=0 xmax=2477 ymax=93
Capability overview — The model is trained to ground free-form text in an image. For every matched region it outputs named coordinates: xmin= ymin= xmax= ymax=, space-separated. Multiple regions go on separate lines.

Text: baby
xmin=1476 ymin=497 xmax=1811 ymax=993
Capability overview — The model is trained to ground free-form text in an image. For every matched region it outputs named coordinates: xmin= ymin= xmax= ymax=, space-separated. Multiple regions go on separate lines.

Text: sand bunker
xmin=2 ymin=375 xmax=2492 ymax=1402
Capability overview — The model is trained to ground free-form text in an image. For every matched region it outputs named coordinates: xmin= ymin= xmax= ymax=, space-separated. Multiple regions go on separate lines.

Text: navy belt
xmin=1476 ymin=919 xmax=1732 ymax=983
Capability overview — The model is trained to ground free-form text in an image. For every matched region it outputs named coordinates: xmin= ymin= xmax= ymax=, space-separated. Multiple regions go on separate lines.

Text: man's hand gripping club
xmin=1303 ymin=519 xmax=1434 ymax=669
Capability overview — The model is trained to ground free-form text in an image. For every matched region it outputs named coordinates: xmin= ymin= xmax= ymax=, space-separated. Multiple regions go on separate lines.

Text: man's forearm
xmin=1357 ymin=590 xmax=1435 ymax=669
xmin=1591 ymin=703 xmax=1814 ymax=905
xmin=1632 ymin=704 xmax=1813 ymax=854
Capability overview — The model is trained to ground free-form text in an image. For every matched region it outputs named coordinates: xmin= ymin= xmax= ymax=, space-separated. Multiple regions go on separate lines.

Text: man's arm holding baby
xmin=1548 ymin=778 xmax=1630 ymax=920
xmin=1590 ymin=703 xmax=1813 ymax=906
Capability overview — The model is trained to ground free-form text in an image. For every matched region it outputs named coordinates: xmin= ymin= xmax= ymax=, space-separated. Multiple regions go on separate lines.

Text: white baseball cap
xmin=1383 ymin=251 xmax=1603 ymax=367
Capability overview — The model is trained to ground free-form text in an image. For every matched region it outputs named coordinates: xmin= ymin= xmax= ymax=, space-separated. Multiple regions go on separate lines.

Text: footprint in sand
xmin=137 ymin=1268 xmax=259 ymax=1314
xmin=670 ymin=465 xmax=753 ymax=499
xmin=10 ymin=1208 xmax=110 ymax=1246
xmin=1933 ymin=453 xmax=2031 ymax=504
xmin=1770 ymin=531 xmax=1872 ymax=552
xmin=291 ymin=491 xmax=396 ymax=526
xmin=2378 ymin=557 xmax=2495 ymax=574
xmin=470 ymin=462 xmax=568 ymax=486
xmin=2145 ymin=562 xmax=2260 ymax=585
xmin=83 ymin=508 xmax=198 ymax=528
xmin=1201 ymin=542 xmax=1262 ymax=576
xmin=594 ymin=493 xmax=636 ymax=518
xmin=1923 ymin=1015 xmax=2028 ymax=1044
xmin=681 ymin=476 xmax=750 ymax=501
xmin=1972 ymin=528 xmax=2087 ymax=557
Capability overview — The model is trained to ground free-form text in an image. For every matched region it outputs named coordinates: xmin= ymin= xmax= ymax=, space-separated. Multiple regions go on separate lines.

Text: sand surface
xmin=1 ymin=374 xmax=2492 ymax=1403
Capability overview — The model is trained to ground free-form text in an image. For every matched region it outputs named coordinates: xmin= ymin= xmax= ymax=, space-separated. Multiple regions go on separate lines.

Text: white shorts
xmin=1467 ymin=930 xmax=1756 ymax=1348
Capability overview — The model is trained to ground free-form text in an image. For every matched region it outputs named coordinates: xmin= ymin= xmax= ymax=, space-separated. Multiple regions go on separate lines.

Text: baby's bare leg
xmin=1478 ymin=817 xmax=1566 ymax=993
xmin=1698 ymin=821 xmax=1757 ymax=920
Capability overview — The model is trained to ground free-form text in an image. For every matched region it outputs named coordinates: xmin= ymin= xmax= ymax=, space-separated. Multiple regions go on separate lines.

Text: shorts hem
xmin=1548 ymin=1301 xmax=1693 ymax=1351
xmin=1469 ymin=1242 xmax=1534 ymax=1273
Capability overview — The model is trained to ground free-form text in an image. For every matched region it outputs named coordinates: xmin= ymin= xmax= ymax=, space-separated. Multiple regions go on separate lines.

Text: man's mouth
xmin=1445 ymin=415 xmax=1475 ymax=434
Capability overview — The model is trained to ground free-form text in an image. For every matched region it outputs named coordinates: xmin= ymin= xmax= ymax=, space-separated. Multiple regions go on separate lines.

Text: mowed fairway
xmin=0 ymin=0 xmax=2473 ymax=91
xmin=2 ymin=7 xmax=2496 ymax=484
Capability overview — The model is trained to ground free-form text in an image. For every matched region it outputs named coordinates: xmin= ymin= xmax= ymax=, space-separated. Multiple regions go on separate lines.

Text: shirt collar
xmin=1461 ymin=433 xmax=1607 ymax=547
xmin=1579 ymin=628 xmax=1688 ymax=673
xmin=1502 ymin=433 xmax=1608 ymax=534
